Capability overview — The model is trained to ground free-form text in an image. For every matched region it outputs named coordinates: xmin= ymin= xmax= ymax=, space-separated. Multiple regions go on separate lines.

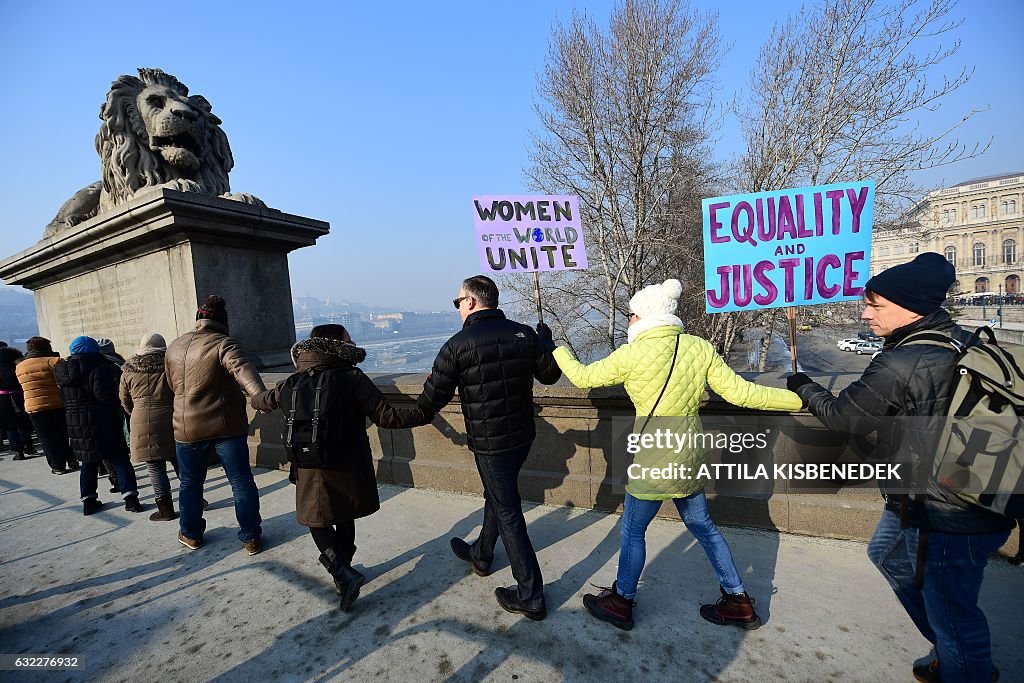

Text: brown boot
xmin=149 ymin=496 xmax=178 ymax=521
xmin=582 ymin=582 xmax=635 ymax=630
xmin=699 ymin=586 xmax=761 ymax=630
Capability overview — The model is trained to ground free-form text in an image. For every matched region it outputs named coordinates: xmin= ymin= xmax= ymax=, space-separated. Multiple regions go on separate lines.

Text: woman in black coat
xmin=54 ymin=336 xmax=142 ymax=515
xmin=252 ymin=324 xmax=432 ymax=610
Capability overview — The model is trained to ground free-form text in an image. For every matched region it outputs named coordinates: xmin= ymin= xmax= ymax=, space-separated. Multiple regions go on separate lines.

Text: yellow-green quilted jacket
xmin=553 ymin=325 xmax=802 ymax=500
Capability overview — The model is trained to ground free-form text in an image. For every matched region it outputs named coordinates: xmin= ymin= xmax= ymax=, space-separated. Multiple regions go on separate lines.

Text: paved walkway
xmin=1 ymin=454 xmax=1022 ymax=682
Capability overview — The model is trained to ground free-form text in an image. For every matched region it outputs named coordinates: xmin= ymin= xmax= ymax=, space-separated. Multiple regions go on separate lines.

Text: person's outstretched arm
xmin=706 ymin=352 xmax=802 ymax=412
xmin=356 ymin=372 xmax=432 ymax=428
xmin=551 ymin=345 xmax=630 ymax=388
xmin=219 ymin=338 xmax=268 ymax=396
xmin=417 ymin=341 xmax=458 ymax=415
xmin=792 ymin=354 xmax=909 ymax=434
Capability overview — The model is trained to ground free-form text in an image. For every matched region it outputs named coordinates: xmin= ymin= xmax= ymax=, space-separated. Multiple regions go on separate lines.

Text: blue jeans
xmin=79 ymin=457 xmax=137 ymax=500
xmin=868 ymin=508 xmax=1009 ymax=683
xmin=176 ymin=436 xmax=262 ymax=543
xmin=617 ymin=491 xmax=745 ymax=600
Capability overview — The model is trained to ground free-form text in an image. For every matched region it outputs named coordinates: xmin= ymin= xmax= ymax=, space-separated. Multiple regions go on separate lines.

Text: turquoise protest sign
xmin=702 ymin=181 xmax=875 ymax=313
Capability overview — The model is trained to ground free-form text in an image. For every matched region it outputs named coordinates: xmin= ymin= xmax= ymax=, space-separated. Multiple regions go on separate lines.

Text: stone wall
xmin=246 ymin=371 xmax=1020 ymax=557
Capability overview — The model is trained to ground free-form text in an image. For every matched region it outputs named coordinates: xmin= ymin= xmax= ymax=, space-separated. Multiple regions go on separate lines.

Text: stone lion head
xmin=95 ymin=68 xmax=233 ymax=212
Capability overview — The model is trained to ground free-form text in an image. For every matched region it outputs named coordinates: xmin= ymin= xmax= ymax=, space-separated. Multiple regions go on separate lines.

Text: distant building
xmin=872 ymin=172 xmax=1024 ymax=295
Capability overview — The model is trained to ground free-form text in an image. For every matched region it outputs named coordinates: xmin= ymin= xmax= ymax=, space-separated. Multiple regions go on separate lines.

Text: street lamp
xmin=998 ymin=284 xmax=1003 ymax=328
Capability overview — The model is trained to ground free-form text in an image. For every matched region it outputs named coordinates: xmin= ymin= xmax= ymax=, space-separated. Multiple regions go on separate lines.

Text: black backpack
xmin=278 ymin=369 xmax=336 ymax=467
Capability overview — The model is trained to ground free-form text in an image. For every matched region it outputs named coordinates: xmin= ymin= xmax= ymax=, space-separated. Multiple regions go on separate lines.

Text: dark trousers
xmin=310 ymin=523 xmax=356 ymax=565
xmin=28 ymin=409 xmax=76 ymax=470
xmin=470 ymin=446 xmax=544 ymax=607
xmin=80 ymin=458 xmax=137 ymax=501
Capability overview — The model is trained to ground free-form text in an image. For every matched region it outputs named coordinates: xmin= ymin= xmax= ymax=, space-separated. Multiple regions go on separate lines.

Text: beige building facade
xmin=871 ymin=172 xmax=1024 ymax=295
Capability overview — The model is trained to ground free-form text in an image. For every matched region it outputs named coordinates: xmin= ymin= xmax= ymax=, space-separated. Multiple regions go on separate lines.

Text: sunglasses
xmin=453 ymin=295 xmax=472 ymax=309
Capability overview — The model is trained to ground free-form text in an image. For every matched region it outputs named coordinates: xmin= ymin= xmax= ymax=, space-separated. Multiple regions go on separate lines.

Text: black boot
xmin=83 ymin=498 xmax=103 ymax=515
xmin=23 ymin=442 xmax=37 ymax=455
xmin=12 ymin=446 xmax=26 ymax=461
xmin=149 ymin=496 xmax=178 ymax=521
xmin=124 ymin=494 xmax=144 ymax=513
xmin=319 ymin=547 xmax=365 ymax=611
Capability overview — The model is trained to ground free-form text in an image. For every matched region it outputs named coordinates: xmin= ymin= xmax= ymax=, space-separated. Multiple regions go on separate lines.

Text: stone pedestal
xmin=0 ymin=189 xmax=329 ymax=367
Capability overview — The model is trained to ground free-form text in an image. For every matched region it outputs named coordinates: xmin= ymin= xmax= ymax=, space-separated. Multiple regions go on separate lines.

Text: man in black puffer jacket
xmin=418 ymin=275 xmax=561 ymax=620
xmin=787 ymin=253 xmax=1013 ymax=683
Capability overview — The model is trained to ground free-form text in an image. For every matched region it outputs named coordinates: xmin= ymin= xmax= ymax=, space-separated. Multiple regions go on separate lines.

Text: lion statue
xmin=45 ymin=68 xmax=263 ymax=238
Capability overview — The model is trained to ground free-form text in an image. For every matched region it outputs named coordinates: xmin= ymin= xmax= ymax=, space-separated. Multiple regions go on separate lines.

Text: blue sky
xmin=1 ymin=0 xmax=1019 ymax=311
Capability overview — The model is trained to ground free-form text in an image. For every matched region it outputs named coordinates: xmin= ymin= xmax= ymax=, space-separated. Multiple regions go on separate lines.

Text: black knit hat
xmin=197 ymin=295 xmax=228 ymax=324
xmin=865 ymin=252 xmax=955 ymax=315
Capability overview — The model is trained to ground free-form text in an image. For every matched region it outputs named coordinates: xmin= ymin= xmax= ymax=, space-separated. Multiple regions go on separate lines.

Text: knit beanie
xmin=197 ymin=295 xmax=228 ymax=325
xmin=629 ymin=279 xmax=683 ymax=318
xmin=26 ymin=336 xmax=53 ymax=353
xmin=865 ymin=252 xmax=955 ymax=315
xmin=69 ymin=336 xmax=100 ymax=355
xmin=138 ymin=332 xmax=166 ymax=351
xmin=310 ymin=324 xmax=351 ymax=342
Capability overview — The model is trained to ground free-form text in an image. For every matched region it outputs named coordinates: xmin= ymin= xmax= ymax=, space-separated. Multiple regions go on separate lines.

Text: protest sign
xmin=473 ymin=195 xmax=588 ymax=273
xmin=702 ymin=181 xmax=874 ymax=313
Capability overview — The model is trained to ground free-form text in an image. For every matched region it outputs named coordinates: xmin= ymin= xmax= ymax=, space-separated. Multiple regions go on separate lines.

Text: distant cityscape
xmin=1 ymin=289 xmax=459 ymax=371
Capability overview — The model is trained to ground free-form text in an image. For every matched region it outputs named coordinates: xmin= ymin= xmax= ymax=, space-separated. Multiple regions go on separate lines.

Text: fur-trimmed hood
xmin=123 ymin=350 xmax=166 ymax=374
xmin=291 ymin=337 xmax=366 ymax=371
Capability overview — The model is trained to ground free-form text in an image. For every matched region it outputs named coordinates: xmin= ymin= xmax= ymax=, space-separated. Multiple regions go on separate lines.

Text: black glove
xmin=786 ymin=372 xmax=813 ymax=392
xmin=535 ymin=322 xmax=556 ymax=352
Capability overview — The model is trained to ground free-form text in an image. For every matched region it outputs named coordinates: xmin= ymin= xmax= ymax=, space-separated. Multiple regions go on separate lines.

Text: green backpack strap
xmin=896 ymin=330 xmax=966 ymax=353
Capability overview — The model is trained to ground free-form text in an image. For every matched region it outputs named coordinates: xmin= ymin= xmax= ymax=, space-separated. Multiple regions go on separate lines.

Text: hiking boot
xmin=124 ymin=494 xmax=144 ymax=513
xmin=494 ymin=586 xmax=547 ymax=621
xmin=82 ymin=498 xmax=103 ymax=515
xmin=450 ymin=537 xmax=492 ymax=576
xmin=319 ymin=547 xmax=365 ymax=610
xmin=582 ymin=582 xmax=635 ymax=630
xmin=149 ymin=496 xmax=178 ymax=521
xmin=178 ymin=531 xmax=203 ymax=550
xmin=243 ymin=538 xmax=262 ymax=556
xmin=699 ymin=586 xmax=762 ymax=630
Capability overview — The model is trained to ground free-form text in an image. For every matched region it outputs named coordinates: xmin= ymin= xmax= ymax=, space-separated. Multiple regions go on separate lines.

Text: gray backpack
xmin=899 ymin=326 xmax=1024 ymax=518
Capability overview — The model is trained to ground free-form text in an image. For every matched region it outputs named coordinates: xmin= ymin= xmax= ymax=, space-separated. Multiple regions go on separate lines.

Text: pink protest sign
xmin=473 ymin=195 xmax=588 ymax=273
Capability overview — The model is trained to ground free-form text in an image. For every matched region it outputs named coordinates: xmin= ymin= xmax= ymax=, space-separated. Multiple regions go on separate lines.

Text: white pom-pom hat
xmin=629 ymin=279 xmax=683 ymax=319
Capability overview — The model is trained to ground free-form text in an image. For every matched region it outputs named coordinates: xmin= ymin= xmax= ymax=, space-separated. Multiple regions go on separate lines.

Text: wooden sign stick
xmin=785 ymin=306 xmax=799 ymax=373
xmin=533 ymin=271 xmax=544 ymax=324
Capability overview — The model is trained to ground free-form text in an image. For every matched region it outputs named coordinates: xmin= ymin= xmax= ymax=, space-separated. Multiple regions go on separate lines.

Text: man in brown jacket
xmin=165 ymin=296 xmax=268 ymax=554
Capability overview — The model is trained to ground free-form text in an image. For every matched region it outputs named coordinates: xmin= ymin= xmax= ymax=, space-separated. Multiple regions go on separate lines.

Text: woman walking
xmin=252 ymin=324 xmax=432 ymax=610
xmin=541 ymin=279 xmax=801 ymax=630
xmin=120 ymin=333 xmax=178 ymax=521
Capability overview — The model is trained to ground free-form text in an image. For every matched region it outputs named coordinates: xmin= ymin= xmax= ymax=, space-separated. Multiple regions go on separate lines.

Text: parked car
xmin=837 ymin=338 xmax=860 ymax=351
xmin=857 ymin=331 xmax=883 ymax=342
xmin=854 ymin=341 xmax=882 ymax=355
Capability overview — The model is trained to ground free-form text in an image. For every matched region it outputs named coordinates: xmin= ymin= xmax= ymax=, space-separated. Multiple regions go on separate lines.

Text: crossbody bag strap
xmin=639 ymin=334 xmax=680 ymax=434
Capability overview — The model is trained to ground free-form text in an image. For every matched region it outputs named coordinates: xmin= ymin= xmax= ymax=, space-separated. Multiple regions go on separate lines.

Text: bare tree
xmin=736 ymin=0 xmax=987 ymax=368
xmin=508 ymin=0 xmax=724 ymax=356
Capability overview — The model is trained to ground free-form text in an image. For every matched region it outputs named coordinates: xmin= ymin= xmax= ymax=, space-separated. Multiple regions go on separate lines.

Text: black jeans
xmin=471 ymin=446 xmax=544 ymax=607
xmin=310 ymin=522 xmax=356 ymax=565
xmin=28 ymin=409 xmax=76 ymax=470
